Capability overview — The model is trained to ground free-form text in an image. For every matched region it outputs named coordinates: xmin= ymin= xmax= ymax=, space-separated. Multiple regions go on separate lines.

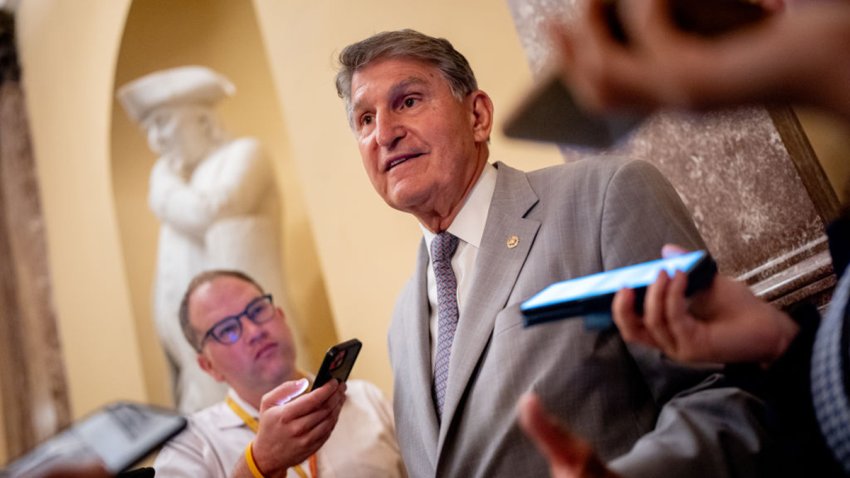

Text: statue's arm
xmin=148 ymin=138 xmax=273 ymax=238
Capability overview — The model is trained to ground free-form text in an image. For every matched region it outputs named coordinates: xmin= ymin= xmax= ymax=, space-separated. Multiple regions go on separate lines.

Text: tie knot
xmin=431 ymin=232 xmax=459 ymax=263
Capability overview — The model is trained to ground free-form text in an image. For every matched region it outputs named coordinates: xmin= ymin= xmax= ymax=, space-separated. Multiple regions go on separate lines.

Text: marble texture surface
xmin=0 ymin=20 xmax=70 ymax=459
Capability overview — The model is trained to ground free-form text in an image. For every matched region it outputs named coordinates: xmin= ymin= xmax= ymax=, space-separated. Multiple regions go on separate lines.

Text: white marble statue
xmin=118 ymin=66 xmax=290 ymax=413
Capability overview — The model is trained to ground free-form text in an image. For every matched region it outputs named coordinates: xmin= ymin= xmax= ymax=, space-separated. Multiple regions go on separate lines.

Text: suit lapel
xmin=437 ymin=163 xmax=541 ymax=452
xmin=402 ymin=240 xmax=440 ymax=463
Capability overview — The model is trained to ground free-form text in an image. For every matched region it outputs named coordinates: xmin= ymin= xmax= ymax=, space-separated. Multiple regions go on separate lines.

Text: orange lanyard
xmin=226 ymin=396 xmax=319 ymax=478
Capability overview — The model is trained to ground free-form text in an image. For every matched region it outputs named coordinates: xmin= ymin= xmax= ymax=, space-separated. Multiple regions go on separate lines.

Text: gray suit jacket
xmin=388 ymin=159 xmax=766 ymax=478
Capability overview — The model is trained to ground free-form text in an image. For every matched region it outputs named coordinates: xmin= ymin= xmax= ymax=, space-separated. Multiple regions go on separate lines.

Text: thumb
xmin=661 ymin=243 xmax=689 ymax=259
xmin=260 ymin=377 xmax=310 ymax=412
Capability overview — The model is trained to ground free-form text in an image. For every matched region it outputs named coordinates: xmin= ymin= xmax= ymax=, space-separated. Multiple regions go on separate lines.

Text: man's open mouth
xmin=386 ymin=153 xmax=423 ymax=171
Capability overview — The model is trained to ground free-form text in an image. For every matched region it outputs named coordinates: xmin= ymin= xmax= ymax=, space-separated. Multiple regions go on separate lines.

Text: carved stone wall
xmin=0 ymin=11 xmax=70 ymax=463
xmin=505 ymin=0 xmax=838 ymax=308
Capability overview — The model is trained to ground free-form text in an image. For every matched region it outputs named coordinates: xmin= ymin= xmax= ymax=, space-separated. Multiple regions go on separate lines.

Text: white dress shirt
xmin=419 ymin=162 xmax=498 ymax=370
xmin=153 ymin=380 xmax=405 ymax=477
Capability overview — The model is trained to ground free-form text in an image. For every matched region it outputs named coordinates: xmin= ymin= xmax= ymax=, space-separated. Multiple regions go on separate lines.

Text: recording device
xmin=520 ymin=250 xmax=717 ymax=328
xmin=311 ymin=338 xmax=362 ymax=391
xmin=1 ymin=401 xmax=186 ymax=478
xmin=502 ymin=0 xmax=769 ymax=148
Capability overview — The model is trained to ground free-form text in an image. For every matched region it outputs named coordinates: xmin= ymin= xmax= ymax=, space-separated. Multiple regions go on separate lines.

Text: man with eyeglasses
xmin=153 ymin=269 xmax=406 ymax=478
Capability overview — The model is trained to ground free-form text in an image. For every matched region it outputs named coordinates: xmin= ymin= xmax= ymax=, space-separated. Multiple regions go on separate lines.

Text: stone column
xmin=0 ymin=9 xmax=70 ymax=461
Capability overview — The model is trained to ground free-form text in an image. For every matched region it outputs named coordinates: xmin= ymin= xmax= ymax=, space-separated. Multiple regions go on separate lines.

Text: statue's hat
xmin=117 ymin=65 xmax=235 ymax=123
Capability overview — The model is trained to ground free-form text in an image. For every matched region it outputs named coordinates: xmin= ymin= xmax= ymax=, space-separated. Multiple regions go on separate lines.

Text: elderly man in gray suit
xmin=334 ymin=29 xmax=767 ymax=478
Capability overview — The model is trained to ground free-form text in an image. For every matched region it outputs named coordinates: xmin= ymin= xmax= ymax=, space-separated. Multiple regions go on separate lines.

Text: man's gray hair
xmin=335 ymin=29 xmax=478 ymax=121
xmin=179 ymin=269 xmax=265 ymax=352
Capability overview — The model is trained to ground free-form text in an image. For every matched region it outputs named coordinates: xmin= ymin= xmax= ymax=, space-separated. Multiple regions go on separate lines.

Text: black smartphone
xmin=520 ymin=250 xmax=717 ymax=328
xmin=502 ymin=70 xmax=643 ymax=149
xmin=1 ymin=401 xmax=186 ymax=477
xmin=502 ymin=0 xmax=768 ymax=149
xmin=311 ymin=338 xmax=362 ymax=391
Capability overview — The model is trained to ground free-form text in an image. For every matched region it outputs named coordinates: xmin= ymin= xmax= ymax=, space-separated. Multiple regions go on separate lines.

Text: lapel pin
xmin=506 ymin=235 xmax=519 ymax=249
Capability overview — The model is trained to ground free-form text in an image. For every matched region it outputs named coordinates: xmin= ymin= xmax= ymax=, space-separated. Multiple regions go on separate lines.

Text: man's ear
xmin=469 ymin=90 xmax=494 ymax=143
xmin=197 ymin=353 xmax=226 ymax=382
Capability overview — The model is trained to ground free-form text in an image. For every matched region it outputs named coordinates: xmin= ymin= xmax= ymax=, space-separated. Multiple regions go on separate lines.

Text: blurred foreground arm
xmin=518 ymin=393 xmax=620 ymax=478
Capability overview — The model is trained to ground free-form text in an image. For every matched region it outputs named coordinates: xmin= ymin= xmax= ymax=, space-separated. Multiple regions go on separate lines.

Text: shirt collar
xmin=219 ymin=388 xmax=258 ymax=430
xmin=420 ymin=162 xmax=497 ymax=251
xmin=218 ymin=373 xmax=316 ymax=430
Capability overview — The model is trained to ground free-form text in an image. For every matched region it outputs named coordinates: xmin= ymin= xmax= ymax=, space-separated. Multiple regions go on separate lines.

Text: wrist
xmin=244 ymin=441 xmax=266 ymax=478
xmin=247 ymin=437 xmax=293 ymax=478
xmin=761 ymin=312 xmax=799 ymax=368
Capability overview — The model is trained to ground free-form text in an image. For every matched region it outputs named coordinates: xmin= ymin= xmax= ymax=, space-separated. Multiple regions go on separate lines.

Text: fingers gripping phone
xmin=1 ymin=401 xmax=186 ymax=477
xmin=502 ymin=0 xmax=769 ymax=148
xmin=311 ymin=338 xmax=362 ymax=391
xmin=520 ymin=250 xmax=717 ymax=329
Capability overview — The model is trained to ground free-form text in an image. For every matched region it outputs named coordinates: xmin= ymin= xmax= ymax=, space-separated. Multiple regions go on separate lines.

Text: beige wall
xmin=16 ymin=0 xmax=845 ymax=418
xmin=797 ymin=110 xmax=850 ymax=204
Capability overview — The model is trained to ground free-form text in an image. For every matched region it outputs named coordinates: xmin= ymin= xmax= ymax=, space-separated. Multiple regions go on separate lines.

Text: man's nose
xmin=375 ymin=111 xmax=404 ymax=148
xmin=244 ymin=316 xmax=268 ymax=344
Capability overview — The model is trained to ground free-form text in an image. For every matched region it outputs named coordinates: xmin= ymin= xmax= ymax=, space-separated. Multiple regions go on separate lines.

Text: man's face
xmin=349 ymin=57 xmax=492 ymax=219
xmin=143 ymin=105 xmax=212 ymax=169
xmin=190 ymin=276 xmax=296 ymax=399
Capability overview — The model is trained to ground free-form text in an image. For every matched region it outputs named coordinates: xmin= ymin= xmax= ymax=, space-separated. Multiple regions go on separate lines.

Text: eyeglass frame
xmin=196 ymin=294 xmax=276 ymax=351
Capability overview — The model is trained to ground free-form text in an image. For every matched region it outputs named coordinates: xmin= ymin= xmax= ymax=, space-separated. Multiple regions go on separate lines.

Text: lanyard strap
xmin=226 ymin=396 xmax=319 ymax=478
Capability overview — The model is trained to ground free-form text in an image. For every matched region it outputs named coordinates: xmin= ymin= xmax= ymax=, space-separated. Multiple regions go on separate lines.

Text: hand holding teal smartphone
xmin=521 ymin=250 xmax=717 ymax=328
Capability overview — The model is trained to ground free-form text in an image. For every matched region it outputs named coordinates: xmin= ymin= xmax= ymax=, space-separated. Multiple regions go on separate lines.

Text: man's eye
xmin=360 ymin=114 xmax=373 ymax=127
xmin=215 ymin=321 xmax=240 ymax=341
xmin=248 ymin=302 xmax=270 ymax=320
xmin=403 ymin=97 xmax=417 ymax=108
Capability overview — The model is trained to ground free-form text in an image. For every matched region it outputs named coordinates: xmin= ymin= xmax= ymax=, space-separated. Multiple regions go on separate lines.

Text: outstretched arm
xmin=554 ymin=0 xmax=850 ymax=121
xmin=518 ymin=393 xmax=620 ymax=478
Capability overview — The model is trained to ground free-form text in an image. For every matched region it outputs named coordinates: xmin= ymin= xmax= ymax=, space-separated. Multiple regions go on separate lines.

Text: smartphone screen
xmin=521 ymin=250 xmax=716 ymax=327
xmin=311 ymin=338 xmax=362 ymax=391
xmin=2 ymin=402 xmax=186 ymax=477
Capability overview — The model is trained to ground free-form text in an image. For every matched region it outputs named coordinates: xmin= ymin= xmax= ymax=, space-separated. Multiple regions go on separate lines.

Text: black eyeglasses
xmin=198 ymin=294 xmax=275 ymax=350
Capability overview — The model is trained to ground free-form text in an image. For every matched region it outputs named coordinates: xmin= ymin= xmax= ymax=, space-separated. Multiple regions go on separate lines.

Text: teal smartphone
xmin=521 ymin=250 xmax=717 ymax=328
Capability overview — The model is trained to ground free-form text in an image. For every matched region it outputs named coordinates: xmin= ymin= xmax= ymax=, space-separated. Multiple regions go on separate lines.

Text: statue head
xmin=117 ymin=66 xmax=234 ymax=171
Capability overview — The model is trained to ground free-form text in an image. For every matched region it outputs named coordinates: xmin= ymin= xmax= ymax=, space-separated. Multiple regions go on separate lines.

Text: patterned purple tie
xmin=432 ymin=231 xmax=459 ymax=419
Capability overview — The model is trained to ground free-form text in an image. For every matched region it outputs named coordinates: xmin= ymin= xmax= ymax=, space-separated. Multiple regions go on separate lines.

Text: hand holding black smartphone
xmin=311 ymin=338 xmax=362 ymax=391
xmin=521 ymin=250 xmax=717 ymax=328
xmin=502 ymin=0 xmax=769 ymax=149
